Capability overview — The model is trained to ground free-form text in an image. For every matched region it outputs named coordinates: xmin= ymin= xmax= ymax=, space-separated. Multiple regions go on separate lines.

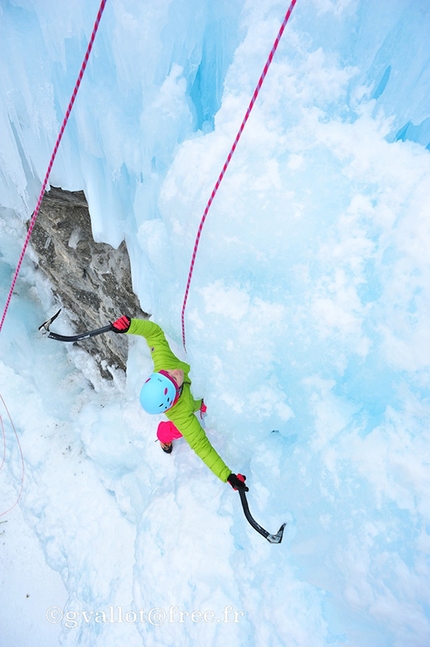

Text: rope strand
xmin=0 ymin=393 xmax=24 ymax=517
xmin=0 ymin=0 xmax=108 ymax=333
xmin=181 ymin=0 xmax=298 ymax=350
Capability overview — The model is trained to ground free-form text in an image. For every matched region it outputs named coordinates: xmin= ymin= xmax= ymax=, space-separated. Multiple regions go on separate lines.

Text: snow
xmin=1 ymin=0 xmax=430 ymax=645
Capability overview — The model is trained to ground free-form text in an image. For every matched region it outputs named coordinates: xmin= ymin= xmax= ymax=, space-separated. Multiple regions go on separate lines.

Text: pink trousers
xmin=157 ymin=420 xmax=183 ymax=444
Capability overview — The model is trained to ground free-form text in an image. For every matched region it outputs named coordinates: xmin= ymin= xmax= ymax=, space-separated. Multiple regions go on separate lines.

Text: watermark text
xmin=46 ymin=605 xmax=245 ymax=628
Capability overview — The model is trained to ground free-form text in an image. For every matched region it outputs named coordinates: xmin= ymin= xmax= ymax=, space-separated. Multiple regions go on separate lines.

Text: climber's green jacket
xmin=127 ymin=319 xmax=232 ymax=483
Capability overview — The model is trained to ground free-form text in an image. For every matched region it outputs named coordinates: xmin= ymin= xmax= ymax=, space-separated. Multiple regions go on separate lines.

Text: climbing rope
xmin=0 ymin=393 xmax=24 ymax=517
xmin=181 ymin=0 xmax=298 ymax=350
xmin=0 ymin=0 xmax=107 ymax=517
xmin=0 ymin=0 xmax=108 ymax=333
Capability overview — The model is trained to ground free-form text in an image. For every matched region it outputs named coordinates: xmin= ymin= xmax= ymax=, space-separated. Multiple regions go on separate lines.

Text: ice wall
xmin=1 ymin=1 xmax=430 ymax=312
xmin=1 ymin=1 xmax=430 ymax=646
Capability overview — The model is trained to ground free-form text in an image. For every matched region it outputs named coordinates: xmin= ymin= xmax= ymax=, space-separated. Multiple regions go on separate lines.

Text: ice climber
xmin=111 ymin=315 xmax=248 ymax=492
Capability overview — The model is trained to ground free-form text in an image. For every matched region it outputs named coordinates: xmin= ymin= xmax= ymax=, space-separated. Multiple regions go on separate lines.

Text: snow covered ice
xmin=1 ymin=0 xmax=430 ymax=645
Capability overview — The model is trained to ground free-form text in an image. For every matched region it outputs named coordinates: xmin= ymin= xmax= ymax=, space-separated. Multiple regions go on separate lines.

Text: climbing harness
xmin=181 ymin=0 xmax=298 ymax=350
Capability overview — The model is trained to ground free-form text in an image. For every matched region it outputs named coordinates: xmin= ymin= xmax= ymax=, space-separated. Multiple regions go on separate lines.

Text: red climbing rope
xmin=0 ymin=0 xmax=108 ymax=333
xmin=181 ymin=0 xmax=298 ymax=350
xmin=0 ymin=393 xmax=24 ymax=517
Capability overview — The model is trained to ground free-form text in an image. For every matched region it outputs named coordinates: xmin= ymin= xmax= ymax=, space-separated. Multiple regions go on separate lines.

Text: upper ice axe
xmin=39 ymin=308 xmax=112 ymax=342
xmin=238 ymin=488 xmax=286 ymax=544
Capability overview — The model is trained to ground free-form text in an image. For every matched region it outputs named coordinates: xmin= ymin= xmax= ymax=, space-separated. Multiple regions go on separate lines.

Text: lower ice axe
xmin=39 ymin=308 xmax=112 ymax=342
xmin=238 ymin=488 xmax=286 ymax=544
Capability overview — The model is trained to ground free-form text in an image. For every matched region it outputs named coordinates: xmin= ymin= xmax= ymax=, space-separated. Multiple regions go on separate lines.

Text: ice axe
xmin=238 ymin=488 xmax=286 ymax=544
xmin=39 ymin=308 xmax=112 ymax=342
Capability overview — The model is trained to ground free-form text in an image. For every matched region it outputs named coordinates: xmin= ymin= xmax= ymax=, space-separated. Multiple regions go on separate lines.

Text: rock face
xmin=30 ymin=187 xmax=147 ymax=378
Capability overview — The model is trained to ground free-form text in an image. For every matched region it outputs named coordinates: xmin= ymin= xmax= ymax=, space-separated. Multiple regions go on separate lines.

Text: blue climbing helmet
xmin=140 ymin=371 xmax=177 ymax=414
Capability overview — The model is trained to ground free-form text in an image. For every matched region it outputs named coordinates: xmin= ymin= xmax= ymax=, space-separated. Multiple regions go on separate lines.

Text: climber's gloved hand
xmin=199 ymin=399 xmax=207 ymax=420
xmin=227 ymin=473 xmax=249 ymax=492
xmin=111 ymin=315 xmax=131 ymax=333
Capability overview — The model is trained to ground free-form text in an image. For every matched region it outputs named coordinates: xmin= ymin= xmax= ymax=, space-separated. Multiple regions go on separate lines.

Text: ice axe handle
xmin=46 ymin=324 xmax=113 ymax=342
xmin=39 ymin=309 xmax=113 ymax=342
xmin=238 ymin=488 xmax=286 ymax=544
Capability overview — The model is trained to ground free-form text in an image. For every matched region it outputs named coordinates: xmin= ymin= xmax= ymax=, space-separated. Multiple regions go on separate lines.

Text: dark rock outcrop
xmin=30 ymin=187 xmax=147 ymax=378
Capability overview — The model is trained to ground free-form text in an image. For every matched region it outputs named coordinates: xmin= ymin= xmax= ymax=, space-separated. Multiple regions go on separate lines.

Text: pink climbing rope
xmin=181 ymin=0 xmax=298 ymax=350
xmin=0 ymin=392 xmax=25 ymax=517
xmin=0 ymin=0 xmax=108 ymax=333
